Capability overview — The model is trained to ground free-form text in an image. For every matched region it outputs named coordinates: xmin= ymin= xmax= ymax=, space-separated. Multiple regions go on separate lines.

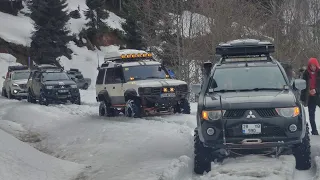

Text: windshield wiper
xmin=145 ymin=76 xmax=163 ymax=79
xmin=213 ymin=89 xmax=238 ymax=93
xmin=237 ymin=88 xmax=284 ymax=91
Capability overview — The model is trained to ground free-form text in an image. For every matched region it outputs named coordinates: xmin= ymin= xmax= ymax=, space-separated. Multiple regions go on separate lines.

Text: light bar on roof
xmin=223 ymin=56 xmax=269 ymax=62
xmin=120 ymin=53 xmax=152 ymax=59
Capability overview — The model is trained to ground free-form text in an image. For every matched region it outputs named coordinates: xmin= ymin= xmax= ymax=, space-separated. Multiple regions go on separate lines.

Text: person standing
xmin=300 ymin=58 xmax=320 ymax=135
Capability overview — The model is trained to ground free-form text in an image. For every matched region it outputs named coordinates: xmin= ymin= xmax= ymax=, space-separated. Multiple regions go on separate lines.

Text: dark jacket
xmin=300 ymin=70 xmax=320 ymax=106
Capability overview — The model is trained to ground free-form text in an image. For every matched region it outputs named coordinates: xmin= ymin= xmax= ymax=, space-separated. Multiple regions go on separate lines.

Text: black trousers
xmin=308 ymin=96 xmax=318 ymax=133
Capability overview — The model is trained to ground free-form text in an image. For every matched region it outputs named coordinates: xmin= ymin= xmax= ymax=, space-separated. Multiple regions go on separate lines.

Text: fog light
xmin=206 ymin=128 xmax=215 ymax=135
xmin=289 ymin=124 xmax=297 ymax=132
xmin=13 ymin=90 xmax=18 ymax=94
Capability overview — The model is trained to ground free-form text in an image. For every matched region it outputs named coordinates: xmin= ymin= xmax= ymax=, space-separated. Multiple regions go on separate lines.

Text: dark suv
xmin=192 ymin=39 xmax=310 ymax=174
xmin=27 ymin=68 xmax=81 ymax=105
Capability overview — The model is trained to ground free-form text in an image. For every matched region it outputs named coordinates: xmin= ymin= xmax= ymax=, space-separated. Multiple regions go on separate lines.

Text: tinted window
xmin=42 ymin=72 xmax=70 ymax=81
xmin=105 ymin=68 xmax=115 ymax=84
xmin=12 ymin=72 xmax=30 ymax=80
xmin=96 ymin=69 xmax=105 ymax=85
xmin=211 ymin=66 xmax=287 ymax=91
xmin=123 ymin=65 xmax=168 ymax=81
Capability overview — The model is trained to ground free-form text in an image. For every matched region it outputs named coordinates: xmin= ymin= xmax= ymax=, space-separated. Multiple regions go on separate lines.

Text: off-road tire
xmin=1 ymin=88 xmax=6 ymax=97
xmin=125 ymin=99 xmax=141 ymax=118
xmin=99 ymin=100 xmax=116 ymax=117
xmin=194 ymin=129 xmax=212 ymax=174
xmin=27 ymin=89 xmax=37 ymax=103
xmin=71 ymin=96 xmax=81 ymax=105
xmin=39 ymin=91 xmax=48 ymax=106
xmin=292 ymin=124 xmax=311 ymax=170
xmin=174 ymin=99 xmax=191 ymax=114
xmin=7 ymin=89 xmax=14 ymax=99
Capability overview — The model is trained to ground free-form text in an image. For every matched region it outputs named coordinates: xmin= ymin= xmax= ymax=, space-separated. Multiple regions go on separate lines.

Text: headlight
xmin=46 ymin=86 xmax=53 ymax=89
xmin=12 ymin=83 xmax=19 ymax=87
xmin=71 ymin=85 xmax=77 ymax=88
xmin=202 ymin=110 xmax=225 ymax=121
xmin=276 ymin=107 xmax=300 ymax=117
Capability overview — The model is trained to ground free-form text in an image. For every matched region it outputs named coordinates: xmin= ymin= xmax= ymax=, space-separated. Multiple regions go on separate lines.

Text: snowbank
xmin=0 ymin=12 xmax=34 ymax=46
xmin=0 ymin=129 xmax=84 ymax=180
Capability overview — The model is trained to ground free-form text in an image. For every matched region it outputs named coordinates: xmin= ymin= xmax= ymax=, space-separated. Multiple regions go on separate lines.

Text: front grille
xmin=54 ymin=85 xmax=71 ymax=89
xmin=256 ymin=109 xmax=279 ymax=117
xmin=19 ymin=84 xmax=27 ymax=89
xmin=224 ymin=109 xmax=246 ymax=118
xmin=152 ymin=88 xmax=161 ymax=94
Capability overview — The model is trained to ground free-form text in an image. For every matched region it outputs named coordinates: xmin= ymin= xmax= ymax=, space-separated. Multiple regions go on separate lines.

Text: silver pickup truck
xmin=67 ymin=69 xmax=91 ymax=90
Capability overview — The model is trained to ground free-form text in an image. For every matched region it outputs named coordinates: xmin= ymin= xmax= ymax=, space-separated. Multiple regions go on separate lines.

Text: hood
xmin=308 ymin=57 xmax=319 ymax=73
xmin=12 ymin=79 xmax=28 ymax=85
xmin=132 ymin=79 xmax=187 ymax=87
xmin=43 ymin=80 xmax=76 ymax=86
xmin=203 ymin=90 xmax=297 ymax=109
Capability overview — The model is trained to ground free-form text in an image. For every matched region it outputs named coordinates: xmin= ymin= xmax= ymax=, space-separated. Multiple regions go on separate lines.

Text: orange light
xmin=131 ymin=54 xmax=136 ymax=58
xmin=166 ymin=75 xmax=170 ymax=78
xmin=126 ymin=54 xmax=131 ymax=58
xmin=129 ymin=77 xmax=134 ymax=81
xmin=163 ymin=88 xmax=168 ymax=92
xmin=137 ymin=53 xmax=142 ymax=57
xmin=121 ymin=54 xmax=126 ymax=58
xmin=142 ymin=53 xmax=147 ymax=57
xmin=147 ymin=53 xmax=152 ymax=57
xmin=293 ymin=107 xmax=300 ymax=117
xmin=170 ymin=87 xmax=174 ymax=92
xmin=202 ymin=111 xmax=209 ymax=120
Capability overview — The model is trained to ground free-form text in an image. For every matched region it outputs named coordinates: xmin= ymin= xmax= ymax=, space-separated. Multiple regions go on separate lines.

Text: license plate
xmin=58 ymin=90 xmax=69 ymax=93
xmin=160 ymin=93 xmax=176 ymax=98
xmin=242 ymin=124 xmax=261 ymax=134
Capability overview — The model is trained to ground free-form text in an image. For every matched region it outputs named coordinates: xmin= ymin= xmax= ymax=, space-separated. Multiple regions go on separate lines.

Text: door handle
xmin=104 ymin=87 xmax=106 ymax=89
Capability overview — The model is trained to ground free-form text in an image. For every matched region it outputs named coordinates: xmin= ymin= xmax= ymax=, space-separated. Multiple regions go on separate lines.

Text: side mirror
xmin=158 ymin=66 xmax=162 ymax=71
xmin=211 ymin=79 xmax=218 ymax=89
xmin=191 ymin=84 xmax=201 ymax=94
xmin=293 ymin=79 xmax=306 ymax=90
xmin=2 ymin=76 xmax=4 ymax=79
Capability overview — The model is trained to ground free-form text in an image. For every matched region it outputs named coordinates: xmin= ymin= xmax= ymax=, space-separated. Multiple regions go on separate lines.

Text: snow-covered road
xmin=1 ymin=89 xmax=320 ymax=180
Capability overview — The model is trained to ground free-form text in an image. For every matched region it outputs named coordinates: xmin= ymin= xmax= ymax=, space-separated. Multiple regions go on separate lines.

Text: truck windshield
xmin=210 ymin=66 xmax=287 ymax=92
xmin=12 ymin=72 xmax=30 ymax=80
xmin=43 ymin=72 xmax=70 ymax=81
xmin=123 ymin=65 xmax=169 ymax=81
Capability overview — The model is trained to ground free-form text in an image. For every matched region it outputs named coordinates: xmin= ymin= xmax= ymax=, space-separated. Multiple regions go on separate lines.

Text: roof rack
xmin=8 ymin=65 xmax=29 ymax=72
xmin=216 ymin=39 xmax=275 ymax=57
xmin=69 ymin=68 xmax=79 ymax=72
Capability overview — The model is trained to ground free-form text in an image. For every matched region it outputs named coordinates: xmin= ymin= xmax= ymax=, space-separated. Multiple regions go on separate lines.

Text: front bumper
xmin=11 ymin=88 xmax=27 ymax=97
xmin=43 ymin=88 xmax=80 ymax=100
xmin=141 ymin=92 xmax=188 ymax=109
xmin=199 ymin=115 xmax=304 ymax=149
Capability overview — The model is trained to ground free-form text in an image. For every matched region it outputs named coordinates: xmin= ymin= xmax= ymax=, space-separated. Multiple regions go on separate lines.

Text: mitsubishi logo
xmin=246 ymin=111 xmax=256 ymax=118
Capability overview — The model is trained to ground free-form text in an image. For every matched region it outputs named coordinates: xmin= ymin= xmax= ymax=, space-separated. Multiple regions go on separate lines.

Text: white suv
xmin=2 ymin=66 xmax=30 ymax=99
xmin=96 ymin=49 xmax=190 ymax=118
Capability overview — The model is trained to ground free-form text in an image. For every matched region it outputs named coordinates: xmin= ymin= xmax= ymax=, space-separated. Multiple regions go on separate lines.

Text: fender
xmin=97 ymin=90 xmax=112 ymax=103
xmin=124 ymin=88 xmax=138 ymax=101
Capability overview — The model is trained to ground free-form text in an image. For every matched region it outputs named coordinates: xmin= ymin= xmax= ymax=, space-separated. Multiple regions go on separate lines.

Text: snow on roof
xmin=104 ymin=49 xmax=148 ymax=60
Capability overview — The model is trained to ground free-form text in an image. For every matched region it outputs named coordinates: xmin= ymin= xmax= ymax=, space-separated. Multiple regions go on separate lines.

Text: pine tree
xmin=84 ymin=0 xmax=109 ymax=39
xmin=121 ymin=0 xmax=145 ymax=49
xmin=29 ymin=0 xmax=72 ymax=66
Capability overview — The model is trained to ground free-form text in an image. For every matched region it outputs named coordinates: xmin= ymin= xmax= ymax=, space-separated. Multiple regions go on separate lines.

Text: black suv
xmin=27 ymin=68 xmax=81 ymax=105
xmin=192 ymin=39 xmax=310 ymax=174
